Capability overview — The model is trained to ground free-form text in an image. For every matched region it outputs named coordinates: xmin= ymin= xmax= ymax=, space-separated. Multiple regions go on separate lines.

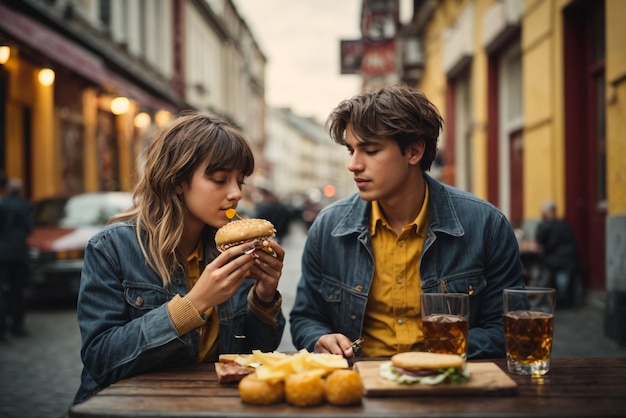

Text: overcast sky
xmin=232 ymin=0 xmax=363 ymax=124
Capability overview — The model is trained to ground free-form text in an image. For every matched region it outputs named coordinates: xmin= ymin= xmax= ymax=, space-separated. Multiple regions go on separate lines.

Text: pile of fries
xmin=221 ymin=349 xmax=349 ymax=381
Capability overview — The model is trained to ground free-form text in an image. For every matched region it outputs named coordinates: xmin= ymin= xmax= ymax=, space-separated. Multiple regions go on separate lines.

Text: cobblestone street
xmin=1 ymin=221 xmax=625 ymax=418
xmin=0 ymin=307 xmax=82 ymax=418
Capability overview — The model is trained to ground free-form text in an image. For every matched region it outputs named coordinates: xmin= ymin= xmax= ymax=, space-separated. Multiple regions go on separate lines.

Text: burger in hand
xmin=215 ymin=218 xmax=276 ymax=255
xmin=380 ymin=352 xmax=470 ymax=385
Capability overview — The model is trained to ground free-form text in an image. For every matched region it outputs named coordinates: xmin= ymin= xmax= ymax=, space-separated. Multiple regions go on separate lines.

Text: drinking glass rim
xmin=503 ymin=287 xmax=556 ymax=294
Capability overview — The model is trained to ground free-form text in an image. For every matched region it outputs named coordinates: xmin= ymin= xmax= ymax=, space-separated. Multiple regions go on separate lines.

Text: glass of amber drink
xmin=503 ymin=287 xmax=556 ymax=376
xmin=420 ymin=293 xmax=469 ymax=358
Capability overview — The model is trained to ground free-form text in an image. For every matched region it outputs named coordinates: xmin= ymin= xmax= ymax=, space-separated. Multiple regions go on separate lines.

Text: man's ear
xmin=407 ymin=141 xmax=425 ymax=165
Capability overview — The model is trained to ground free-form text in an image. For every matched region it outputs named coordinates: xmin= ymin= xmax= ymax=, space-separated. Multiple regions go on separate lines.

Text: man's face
xmin=345 ymin=125 xmax=417 ymax=203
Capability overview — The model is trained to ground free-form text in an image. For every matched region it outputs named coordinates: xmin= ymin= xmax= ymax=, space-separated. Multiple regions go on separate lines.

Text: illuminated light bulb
xmin=111 ymin=96 xmax=130 ymax=115
xmin=0 ymin=46 xmax=10 ymax=65
xmin=154 ymin=110 xmax=172 ymax=126
xmin=38 ymin=68 xmax=55 ymax=86
xmin=134 ymin=112 xmax=151 ymax=128
xmin=323 ymin=184 xmax=336 ymax=198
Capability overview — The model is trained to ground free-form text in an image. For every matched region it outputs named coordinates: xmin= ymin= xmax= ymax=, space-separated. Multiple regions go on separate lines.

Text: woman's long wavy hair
xmin=112 ymin=112 xmax=255 ymax=287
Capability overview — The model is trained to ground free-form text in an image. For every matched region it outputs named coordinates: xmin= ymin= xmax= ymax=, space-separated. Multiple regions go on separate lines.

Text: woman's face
xmin=180 ymin=164 xmax=245 ymax=232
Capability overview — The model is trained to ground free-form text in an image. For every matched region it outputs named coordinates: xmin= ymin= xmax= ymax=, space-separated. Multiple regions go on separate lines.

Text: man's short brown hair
xmin=326 ymin=83 xmax=444 ymax=171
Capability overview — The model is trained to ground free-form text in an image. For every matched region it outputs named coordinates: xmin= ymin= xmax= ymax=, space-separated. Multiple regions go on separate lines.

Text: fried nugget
xmin=325 ymin=369 xmax=364 ymax=406
xmin=285 ymin=370 xmax=326 ymax=407
xmin=238 ymin=373 xmax=284 ymax=405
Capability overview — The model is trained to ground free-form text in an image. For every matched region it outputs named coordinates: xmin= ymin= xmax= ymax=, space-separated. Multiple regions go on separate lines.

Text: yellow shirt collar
xmin=369 ymin=182 xmax=430 ymax=237
xmin=186 ymin=241 xmax=204 ymax=281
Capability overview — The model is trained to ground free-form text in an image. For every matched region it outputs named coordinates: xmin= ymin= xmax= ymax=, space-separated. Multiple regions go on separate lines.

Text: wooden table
xmin=68 ymin=358 xmax=626 ymax=417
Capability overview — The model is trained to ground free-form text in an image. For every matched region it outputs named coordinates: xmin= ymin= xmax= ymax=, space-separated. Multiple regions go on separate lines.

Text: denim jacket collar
xmin=331 ymin=173 xmax=464 ymax=238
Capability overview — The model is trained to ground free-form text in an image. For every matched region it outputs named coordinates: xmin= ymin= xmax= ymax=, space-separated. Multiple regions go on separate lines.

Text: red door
xmin=563 ymin=1 xmax=606 ymax=290
xmin=509 ymin=129 xmax=523 ymax=226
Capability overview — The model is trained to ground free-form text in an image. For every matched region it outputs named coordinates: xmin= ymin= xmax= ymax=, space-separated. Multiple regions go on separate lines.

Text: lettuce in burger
xmin=380 ymin=352 xmax=470 ymax=385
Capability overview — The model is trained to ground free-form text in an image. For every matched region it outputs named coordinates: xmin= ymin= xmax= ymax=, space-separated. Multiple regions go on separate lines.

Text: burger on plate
xmin=380 ymin=352 xmax=470 ymax=385
xmin=215 ymin=218 xmax=276 ymax=254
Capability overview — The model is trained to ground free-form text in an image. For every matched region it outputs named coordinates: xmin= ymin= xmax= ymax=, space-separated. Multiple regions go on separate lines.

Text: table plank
xmin=69 ymin=358 xmax=626 ymax=418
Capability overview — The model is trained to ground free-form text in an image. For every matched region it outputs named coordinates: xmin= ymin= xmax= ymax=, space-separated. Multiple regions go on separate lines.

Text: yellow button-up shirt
xmin=361 ymin=185 xmax=430 ymax=357
xmin=186 ymin=242 xmax=220 ymax=362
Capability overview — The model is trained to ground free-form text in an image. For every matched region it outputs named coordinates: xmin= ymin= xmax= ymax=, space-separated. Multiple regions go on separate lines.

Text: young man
xmin=290 ymin=84 xmax=525 ymax=360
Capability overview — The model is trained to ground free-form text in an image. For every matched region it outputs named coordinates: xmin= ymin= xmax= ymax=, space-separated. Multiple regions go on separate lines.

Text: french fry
xmin=249 ymin=349 xmax=349 ymax=381
xmin=305 ymin=353 xmax=349 ymax=371
xmin=251 ymin=350 xmax=290 ymax=366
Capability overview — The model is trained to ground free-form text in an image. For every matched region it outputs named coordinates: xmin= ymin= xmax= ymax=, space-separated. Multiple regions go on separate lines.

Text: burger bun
xmin=391 ymin=352 xmax=465 ymax=372
xmin=215 ymin=218 xmax=276 ymax=252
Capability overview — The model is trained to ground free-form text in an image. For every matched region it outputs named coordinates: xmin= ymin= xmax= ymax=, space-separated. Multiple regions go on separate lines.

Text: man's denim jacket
xmin=74 ymin=222 xmax=285 ymax=404
xmin=290 ymin=174 xmax=524 ymax=359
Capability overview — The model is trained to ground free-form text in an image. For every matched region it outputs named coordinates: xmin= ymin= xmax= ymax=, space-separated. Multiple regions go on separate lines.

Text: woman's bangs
xmin=206 ymin=129 xmax=255 ymax=176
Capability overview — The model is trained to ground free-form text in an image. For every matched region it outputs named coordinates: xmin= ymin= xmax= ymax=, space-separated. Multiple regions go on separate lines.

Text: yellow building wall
xmin=470 ymin=0 xmax=503 ymax=200
xmin=412 ymin=0 xmax=616 ymax=223
xmin=31 ymin=75 xmax=58 ymax=199
xmin=3 ymin=55 xmax=138 ymax=198
xmin=82 ymin=89 xmax=100 ymax=192
xmin=4 ymin=103 xmax=24 ymax=181
xmin=522 ymin=0 xmax=567 ymax=219
xmin=417 ymin=0 xmax=465 ymax=187
xmin=521 ymin=0 xmax=625 ymax=218
xmin=417 ymin=1 xmax=451 ymax=185
xmin=3 ymin=55 xmax=31 ymax=185
xmin=606 ymin=0 xmax=626 ymax=216
xmin=418 ymin=1 xmax=452 ymax=124
xmin=417 ymin=0 xmax=498 ymax=200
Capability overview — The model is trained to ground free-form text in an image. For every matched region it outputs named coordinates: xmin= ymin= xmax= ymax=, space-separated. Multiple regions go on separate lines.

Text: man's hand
xmin=314 ymin=333 xmax=355 ymax=358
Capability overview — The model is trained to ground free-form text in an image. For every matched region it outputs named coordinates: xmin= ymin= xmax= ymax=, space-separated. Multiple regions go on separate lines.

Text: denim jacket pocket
xmin=319 ymin=275 xmax=342 ymax=303
xmin=422 ymin=272 xmax=487 ymax=297
xmin=123 ymin=282 xmax=171 ymax=318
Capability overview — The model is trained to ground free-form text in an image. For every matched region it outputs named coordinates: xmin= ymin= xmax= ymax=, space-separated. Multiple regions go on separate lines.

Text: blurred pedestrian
xmin=301 ymin=197 xmax=321 ymax=231
xmin=0 ymin=173 xmax=33 ymax=341
xmin=535 ymin=200 xmax=583 ymax=308
xmin=254 ymin=188 xmax=292 ymax=243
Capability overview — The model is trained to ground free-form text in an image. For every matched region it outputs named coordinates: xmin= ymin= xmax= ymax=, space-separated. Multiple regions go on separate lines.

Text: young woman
xmin=74 ymin=112 xmax=285 ymax=404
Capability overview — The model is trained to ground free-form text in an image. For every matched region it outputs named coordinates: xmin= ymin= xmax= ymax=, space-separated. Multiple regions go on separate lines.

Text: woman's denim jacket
xmin=74 ymin=222 xmax=285 ymax=404
xmin=290 ymin=174 xmax=524 ymax=359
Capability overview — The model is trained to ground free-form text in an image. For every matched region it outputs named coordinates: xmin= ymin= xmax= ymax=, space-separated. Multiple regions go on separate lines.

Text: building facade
xmin=265 ymin=107 xmax=354 ymax=206
xmin=397 ymin=0 xmax=626 ymax=342
xmin=0 ymin=0 xmax=267 ymax=199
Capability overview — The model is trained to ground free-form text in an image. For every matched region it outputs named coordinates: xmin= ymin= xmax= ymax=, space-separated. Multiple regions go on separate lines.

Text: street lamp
xmin=154 ymin=110 xmax=172 ymax=126
xmin=134 ymin=112 xmax=151 ymax=128
xmin=37 ymin=68 xmax=55 ymax=86
xmin=0 ymin=45 xmax=10 ymax=65
xmin=111 ymin=96 xmax=130 ymax=115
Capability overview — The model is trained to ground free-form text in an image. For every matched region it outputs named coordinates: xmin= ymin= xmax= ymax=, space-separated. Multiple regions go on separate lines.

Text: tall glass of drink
xmin=503 ymin=287 xmax=556 ymax=376
xmin=420 ymin=293 xmax=469 ymax=358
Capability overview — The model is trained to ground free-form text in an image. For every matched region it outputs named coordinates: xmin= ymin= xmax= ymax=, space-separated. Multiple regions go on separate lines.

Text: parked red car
xmin=26 ymin=192 xmax=133 ymax=302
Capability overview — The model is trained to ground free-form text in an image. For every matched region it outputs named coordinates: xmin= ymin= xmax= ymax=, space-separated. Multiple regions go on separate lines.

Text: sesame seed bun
xmin=391 ymin=352 xmax=465 ymax=371
xmin=215 ymin=218 xmax=276 ymax=252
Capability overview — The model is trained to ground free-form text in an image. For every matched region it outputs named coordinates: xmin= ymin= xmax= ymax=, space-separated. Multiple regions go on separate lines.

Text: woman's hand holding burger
xmin=214 ymin=216 xmax=284 ymax=305
xmin=186 ymin=241 xmax=258 ymax=314
xmin=249 ymin=238 xmax=284 ymax=303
